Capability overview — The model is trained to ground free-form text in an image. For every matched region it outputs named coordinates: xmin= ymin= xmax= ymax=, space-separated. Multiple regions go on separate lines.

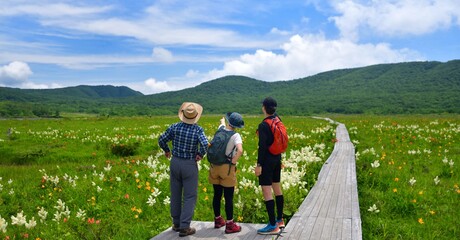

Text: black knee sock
xmin=275 ymin=195 xmax=284 ymax=220
xmin=213 ymin=185 xmax=223 ymax=217
xmin=265 ymin=200 xmax=276 ymax=226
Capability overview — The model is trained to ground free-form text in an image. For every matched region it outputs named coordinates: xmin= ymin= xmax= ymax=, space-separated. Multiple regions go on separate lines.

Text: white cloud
xmin=0 ymin=61 xmax=62 ymax=89
xmin=204 ymin=34 xmax=423 ymax=81
xmin=270 ymin=27 xmax=291 ymax=36
xmin=144 ymin=78 xmax=175 ymax=93
xmin=152 ymin=47 xmax=173 ymax=62
xmin=0 ymin=3 xmax=111 ymax=17
xmin=330 ymin=0 xmax=460 ymax=41
xmin=0 ymin=61 xmax=33 ymax=86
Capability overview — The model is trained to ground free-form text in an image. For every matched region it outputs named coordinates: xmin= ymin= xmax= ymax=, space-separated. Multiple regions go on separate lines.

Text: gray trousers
xmin=169 ymin=156 xmax=199 ymax=229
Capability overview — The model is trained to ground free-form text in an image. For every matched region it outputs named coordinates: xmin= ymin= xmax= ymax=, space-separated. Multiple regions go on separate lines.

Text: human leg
xmin=213 ymin=184 xmax=223 ymax=217
xmin=180 ymin=159 xmax=198 ymax=229
xmin=169 ymin=157 xmax=183 ymax=228
xmin=213 ymin=184 xmax=226 ymax=228
xmin=223 ymin=186 xmax=234 ymax=220
xmin=272 ymin=160 xmax=284 ymax=225
xmin=223 ymin=186 xmax=241 ymax=233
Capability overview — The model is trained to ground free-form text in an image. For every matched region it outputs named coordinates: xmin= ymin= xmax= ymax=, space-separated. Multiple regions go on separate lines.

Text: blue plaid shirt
xmin=158 ymin=122 xmax=208 ymax=159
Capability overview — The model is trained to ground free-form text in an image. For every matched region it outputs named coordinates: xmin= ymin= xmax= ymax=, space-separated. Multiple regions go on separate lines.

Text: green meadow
xmin=0 ymin=115 xmax=458 ymax=239
xmin=0 ymin=115 xmax=336 ymax=239
xmin=335 ymin=115 xmax=459 ymax=240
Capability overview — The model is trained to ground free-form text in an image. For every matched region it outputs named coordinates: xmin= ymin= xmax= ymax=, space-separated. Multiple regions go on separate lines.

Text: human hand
xmin=165 ymin=152 xmax=171 ymax=159
xmin=195 ymin=155 xmax=203 ymax=162
xmin=220 ymin=117 xmax=225 ymax=126
xmin=255 ymin=165 xmax=262 ymax=176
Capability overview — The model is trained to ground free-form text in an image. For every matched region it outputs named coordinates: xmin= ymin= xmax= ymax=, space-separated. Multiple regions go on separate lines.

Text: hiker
xmin=208 ymin=112 xmax=244 ymax=234
xmin=158 ymin=102 xmax=209 ymax=237
xmin=255 ymin=97 xmax=285 ymax=235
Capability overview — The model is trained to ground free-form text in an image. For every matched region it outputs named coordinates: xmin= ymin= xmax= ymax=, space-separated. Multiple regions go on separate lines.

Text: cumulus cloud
xmin=330 ymin=0 xmax=460 ymax=41
xmin=0 ymin=61 xmax=33 ymax=86
xmin=144 ymin=78 xmax=175 ymax=93
xmin=204 ymin=34 xmax=423 ymax=81
xmin=152 ymin=47 xmax=173 ymax=62
xmin=0 ymin=61 xmax=62 ymax=89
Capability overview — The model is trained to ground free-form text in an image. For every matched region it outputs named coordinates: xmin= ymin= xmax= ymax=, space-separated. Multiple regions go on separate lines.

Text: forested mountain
xmin=0 ymin=60 xmax=459 ymax=117
xmin=0 ymin=85 xmax=142 ymax=102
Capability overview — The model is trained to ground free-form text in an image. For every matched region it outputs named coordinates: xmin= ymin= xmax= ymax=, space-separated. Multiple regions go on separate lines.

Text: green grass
xmin=2 ymin=114 xmax=458 ymax=239
xmin=0 ymin=115 xmax=335 ymax=239
xmin=333 ymin=114 xmax=460 ymax=240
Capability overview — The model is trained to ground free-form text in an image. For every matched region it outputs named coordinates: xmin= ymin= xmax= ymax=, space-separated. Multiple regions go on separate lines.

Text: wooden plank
xmin=321 ymin=217 xmax=335 ymax=239
xmin=309 ymin=216 xmax=326 ymax=239
xmin=327 ymin=184 xmax=340 ymax=218
xmin=331 ymin=216 xmax=343 ymax=239
xmin=318 ymin=183 xmax=334 ymax=218
xmin=342 ymin=218 xmax=352 ymax=240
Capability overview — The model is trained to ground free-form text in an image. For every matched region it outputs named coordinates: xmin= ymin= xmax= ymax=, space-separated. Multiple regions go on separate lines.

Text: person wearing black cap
xmin=208 ymin=112 xmax=244 ymax=234
xmin=255 ymin=97 xmax=285 ymax=235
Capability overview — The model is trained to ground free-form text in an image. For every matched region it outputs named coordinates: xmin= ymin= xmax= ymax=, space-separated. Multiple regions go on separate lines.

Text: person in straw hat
xmin=158 ymin=102 xmax=209 ymax=237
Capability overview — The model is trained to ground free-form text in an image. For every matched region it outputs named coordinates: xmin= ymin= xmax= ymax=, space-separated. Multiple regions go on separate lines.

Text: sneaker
xmin=214 ymin=216 xmax=226 ymax=228
xmin=179 ymin=227 xmax=196 ymax=237
xmin=257 ymin=223 xmax=280 ymax=235
xmin=172 ymin=224 xmax=180 ymax=232
xmin=225 ymin=221 xmax=241 ymax=234
xmin=276 ymin=218 xmax=285 ymax=228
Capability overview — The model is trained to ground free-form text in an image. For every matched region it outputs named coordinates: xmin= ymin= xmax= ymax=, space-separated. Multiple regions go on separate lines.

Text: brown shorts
xmin=208 ymin=164 xmax=237 ymax=187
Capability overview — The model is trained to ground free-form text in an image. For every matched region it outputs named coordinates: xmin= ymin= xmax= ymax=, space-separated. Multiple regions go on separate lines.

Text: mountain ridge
xmin=0 ymin=60 xmax=459 ymax=117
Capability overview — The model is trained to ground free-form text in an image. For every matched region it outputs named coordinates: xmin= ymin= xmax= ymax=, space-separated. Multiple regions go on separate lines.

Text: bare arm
xmin=231 ymin=143 xmax=243 ymax=165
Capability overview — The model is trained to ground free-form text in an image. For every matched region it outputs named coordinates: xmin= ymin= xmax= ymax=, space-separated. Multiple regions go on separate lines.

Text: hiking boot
xmin=276 ymin=218 xmax=285 ymax=228
xmin=225 ymin=221 xmax=241 ymax=234
xmin=179 ymin=227 xmax=196 ymax=237
xmin=172 ymin=224 xmax=180 ymax=232
xmin=214 ymin=216 xmax=225 ymax=228
xmin=257 ymin=223 xmax=280 ymax=235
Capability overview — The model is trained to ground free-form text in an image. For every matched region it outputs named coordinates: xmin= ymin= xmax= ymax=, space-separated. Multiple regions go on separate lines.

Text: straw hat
xmin=178 ymin=102 xmax=203 ymax=124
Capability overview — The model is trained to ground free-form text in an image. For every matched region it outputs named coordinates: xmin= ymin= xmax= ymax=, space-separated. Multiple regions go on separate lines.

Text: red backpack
xmin=264 ymin=116 xmax=288 ymax=155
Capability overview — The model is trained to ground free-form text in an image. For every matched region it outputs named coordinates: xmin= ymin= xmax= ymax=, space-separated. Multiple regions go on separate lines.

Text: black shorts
xmin=258 ymin=159 xmax=281 ymax=186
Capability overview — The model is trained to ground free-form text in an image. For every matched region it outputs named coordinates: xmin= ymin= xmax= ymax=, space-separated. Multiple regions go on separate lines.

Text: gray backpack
xmin=207 ymin=126 xmax=235 ymax=165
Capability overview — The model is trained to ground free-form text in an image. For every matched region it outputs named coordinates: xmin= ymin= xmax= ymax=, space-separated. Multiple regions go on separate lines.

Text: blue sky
xmin=1 ymin=0 xmax=459 ymax=95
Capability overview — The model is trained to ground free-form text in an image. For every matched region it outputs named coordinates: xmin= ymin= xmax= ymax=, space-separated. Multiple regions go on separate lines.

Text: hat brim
xmin=178 ymin=102 xmax=203 ymax=124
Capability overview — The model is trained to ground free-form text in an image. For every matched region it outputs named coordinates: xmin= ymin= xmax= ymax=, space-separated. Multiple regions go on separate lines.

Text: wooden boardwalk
xmin=151 ymin=123 xmax=362 ymax=240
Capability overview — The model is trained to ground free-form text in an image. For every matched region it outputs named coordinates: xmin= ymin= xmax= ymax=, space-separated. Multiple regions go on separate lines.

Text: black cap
xmin=262 ymin=97 xmax=277 ymax=108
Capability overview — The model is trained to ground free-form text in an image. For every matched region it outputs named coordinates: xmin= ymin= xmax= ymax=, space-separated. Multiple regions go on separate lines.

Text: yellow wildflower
xmin=393 ymin=188 xmax=397 ymax=193
xmin=430 ymin=210 xmax=435 ymax=215
xmin=418 ymin=191 xmax=423 ymax=195
xmin=418 ymin=218 xmax=424 ymax=224
xmin=394 ymin=178 xmax=399 ymax=182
